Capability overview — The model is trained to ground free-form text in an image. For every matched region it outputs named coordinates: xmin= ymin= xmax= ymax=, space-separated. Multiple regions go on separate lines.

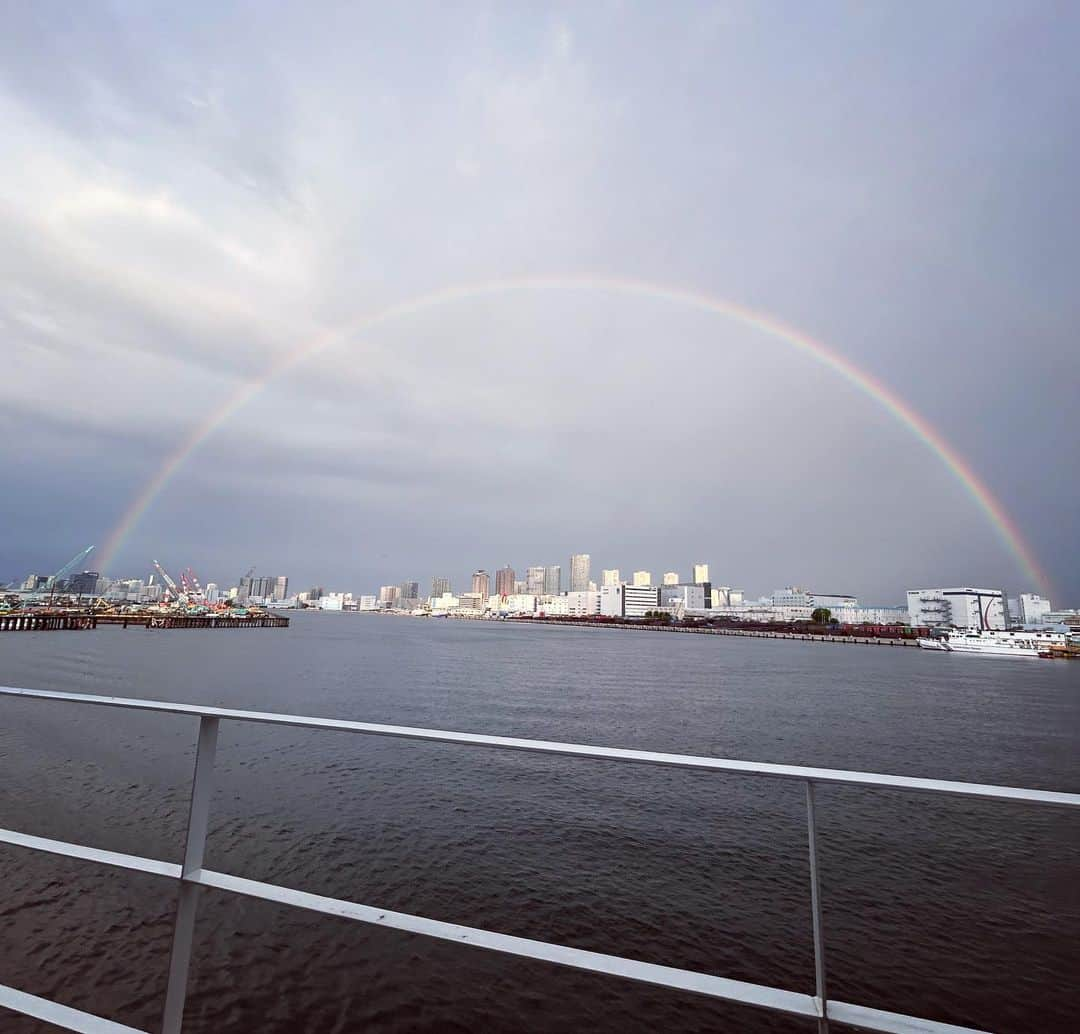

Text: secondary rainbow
xmin=97 ymin=275 xmax=1052 ymax=596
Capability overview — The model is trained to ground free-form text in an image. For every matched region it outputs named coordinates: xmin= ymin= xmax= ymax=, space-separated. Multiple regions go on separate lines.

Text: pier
xmin=0 ymin=612 xmax=96 ymax=632
xmin=0 ymin=611 xmax=288 ymax=632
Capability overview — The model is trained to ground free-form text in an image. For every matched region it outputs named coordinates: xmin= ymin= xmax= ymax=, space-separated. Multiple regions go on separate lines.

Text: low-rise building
xmin=906 ymin=588 xmax=1007 ymax=629
xmin=660 ymin=584 xmax=705 ymax=610
xmin=1018 ymin=593 xmax=1052 ymax=625
xmin=601 ymin=584 xmax=660 ymax=618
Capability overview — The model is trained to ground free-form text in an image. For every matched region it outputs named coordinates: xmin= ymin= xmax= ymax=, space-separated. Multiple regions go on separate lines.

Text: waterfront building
xmin=660 ymin=584 xmax=705 ymax=610
xmin=431 ymin=576 xmax=451 ymax=598
xmin=906 ymin=588 xmax=1007 ymax=630
xmin=489 ymin=593 xmax=536 ymax=615
xmin=539 ymin=596 xmax=571 ymax=616
xmin=632 ymin=571 xmax=652 ymax=588
xmin=495 ymin=566 xmax=515 ymax=596
xmin=526 ymin=566 xmax=546 ymax=595
xmin=205 ymin=583 xmax=219 ymax=604
xmin=831 ymin=606 xmax=908 ymax=624
xmin=431 ymin=592 xmax=461 ymax=611
xmin=564 ymin=590 xmax=601 ymax=617
xmin=771 ymin=588 xmax=857 ymax=612
xmin=273 ymin=576 xmax=289 ymax=601
xmin=663 ymin=572 xmax=679 ymax=586
xmin=1018 ymin=593 xmax=1052 ymax=625
xmin=471 ymin=571 xmax=490 ymax=599
xmin=600 ymin=584 xmax=660 ymax=618
xmin=601 ymin=569 xmax=621 ymax=587
xmin=569 ymin=554 xmax=591 ymax=592
xmin=358 ymin=595 xmax=378 ymax=611
xmin=543 ymin=565 xmax=561 ymax=595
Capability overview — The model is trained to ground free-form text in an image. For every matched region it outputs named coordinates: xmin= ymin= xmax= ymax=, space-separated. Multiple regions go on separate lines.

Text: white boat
xmin=917 ymin=628 xmax=1066 ymax=658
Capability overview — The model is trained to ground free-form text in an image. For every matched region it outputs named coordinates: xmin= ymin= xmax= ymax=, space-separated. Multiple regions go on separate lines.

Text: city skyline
xmin=1 ymin=5 xmax=1078 ymax=603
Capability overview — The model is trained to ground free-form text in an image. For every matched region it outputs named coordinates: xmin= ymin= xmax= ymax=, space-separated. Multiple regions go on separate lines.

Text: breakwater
xmin=520 ymin=617 xmax=920 ymax=646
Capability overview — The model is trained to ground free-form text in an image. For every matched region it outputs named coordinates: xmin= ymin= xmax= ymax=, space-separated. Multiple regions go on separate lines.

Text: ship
xmin=917 ymin=628 xmax=1067 ymax=658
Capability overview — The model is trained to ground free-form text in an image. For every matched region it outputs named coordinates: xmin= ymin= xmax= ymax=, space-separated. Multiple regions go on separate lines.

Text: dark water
xmin=0 ymin=613 xmax=1077 ymax=1033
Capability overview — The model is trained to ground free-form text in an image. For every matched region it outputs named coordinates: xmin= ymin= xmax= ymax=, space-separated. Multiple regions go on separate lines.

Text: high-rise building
xmin=205 ymin=583 xmax=220 ymax=604
xmin=68 ymin=571 xmax=99 ymax=595
xmin=692 ymin=563 xmax=709 ymax=584
xmin=472 ymin=570 xmax=491 ymax=598
xmin=495 ymin=566 xmax=515 ymax=596
xmin=431 ymin=577 xmax=451 ymax=598
xmin=662 ymin=572 xmax=679 ymax=586
xmin=543 ymin=565 xmax=561 ymax=595
xmin=632 ymin=570 xmax=652 ymax=587
xmin=526 ymin=566 xmax=546 ymax=595
xmin=601 ymin=569 xmax=621 ymax=587
xmin=569 ymin=554 xmax=590 ymax=592
xmin=273 ymin=576 xmax=289 ymax=601
xmin=379 ymin=585 xmax=400 ymax=607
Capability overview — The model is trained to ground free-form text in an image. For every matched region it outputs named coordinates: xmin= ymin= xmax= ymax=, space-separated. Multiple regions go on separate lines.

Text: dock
xmin=0 ymin=611 xmax=289 ymax=632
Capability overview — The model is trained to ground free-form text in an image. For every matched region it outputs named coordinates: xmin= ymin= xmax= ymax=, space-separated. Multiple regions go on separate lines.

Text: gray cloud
xmin=1 ymin=2 xmax=1077 ymax=603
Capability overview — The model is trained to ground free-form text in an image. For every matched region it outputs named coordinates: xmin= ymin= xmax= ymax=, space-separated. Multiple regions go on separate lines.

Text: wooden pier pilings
xmin=0 ymin=613 xmax=97 ymax=631
xmin=0 ymin=612 xmax=288 ymax=632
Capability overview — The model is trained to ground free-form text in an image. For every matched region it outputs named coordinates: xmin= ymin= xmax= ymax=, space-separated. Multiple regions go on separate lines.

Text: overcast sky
xmin=1 ymin=1 xmax=1077 ymax=604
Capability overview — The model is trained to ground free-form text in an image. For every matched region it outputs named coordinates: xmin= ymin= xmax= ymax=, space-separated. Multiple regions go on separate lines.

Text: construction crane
xmin=185 ymin=567 xmax=204 ymax=596
xmin=46 ymin=546 xmax=95 ymax=594
xmin=152 ymin=560 xmax=182 ymax=604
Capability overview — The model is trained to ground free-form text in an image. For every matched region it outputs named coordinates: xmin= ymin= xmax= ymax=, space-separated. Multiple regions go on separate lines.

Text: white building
xmin=430 ymin=592 xmax=461 ymax=611
xmin=601 ymin=569 xmax=621 ymax=587
xmin=564 ymin=590 xmax=601 ymax=617
xmin=662 ymin=572 xmax=679 ymax=586
xmin=538 ymin=596 xmax=571 ymax=616
xmin=692 ymin=563 xmax=709 ymax=584
xmin=831 ymin=606 xmax=908 ymax=625
xmin=771 ymin=588 xmax=858 ymax=611
xmin=906 ymin=588 xmax=1007 ymax=630
xmin=601 ymin=584 xmax=660 ymax=618
xmin=1018 ymin=593 xmax=1052 ymax=626
xmin=489 ymin=593 xmax=537 ymax=615
xmin=632 ymin=571 xmax=652 ymax=587
xmin=358 ymin=595 xmax=378 ymax=611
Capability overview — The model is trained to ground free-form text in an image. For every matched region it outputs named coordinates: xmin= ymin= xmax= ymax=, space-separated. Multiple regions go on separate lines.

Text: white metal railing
xmin=1 ymin=686 xmax=1077 ymax=1034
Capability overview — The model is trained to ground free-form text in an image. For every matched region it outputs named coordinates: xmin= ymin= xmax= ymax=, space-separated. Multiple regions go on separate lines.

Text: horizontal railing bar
xmin=0 ymin=827 xmax=182 ymax=879
xmin=828 ymin=1000 xmax=989 ymax=1034
xmin=0 ymin=982 xmax=149 ymax=1034
xmin=3 ymin=686 xmax=1078 ymax=809
xmin=193 ymin=868 xmax=821 ymax=1019
xmin=0 ymin=827 xmax=996 ymax=1034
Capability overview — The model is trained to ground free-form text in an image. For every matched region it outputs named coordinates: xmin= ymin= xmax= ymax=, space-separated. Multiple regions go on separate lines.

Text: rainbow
xmin=97 ymin=275 xmax=1051 ymax=595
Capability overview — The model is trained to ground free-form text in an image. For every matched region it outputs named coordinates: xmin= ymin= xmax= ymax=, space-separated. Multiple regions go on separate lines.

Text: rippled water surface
xmin=1 ymin=613 xmax=1077 ymax=1032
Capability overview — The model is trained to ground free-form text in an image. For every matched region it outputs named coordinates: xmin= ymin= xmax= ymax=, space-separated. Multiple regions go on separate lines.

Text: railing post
xmin=806 ymin=780 xmax=829 ymax=1032
xmin=161 ymin=716 xmax=219 ymax=1034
